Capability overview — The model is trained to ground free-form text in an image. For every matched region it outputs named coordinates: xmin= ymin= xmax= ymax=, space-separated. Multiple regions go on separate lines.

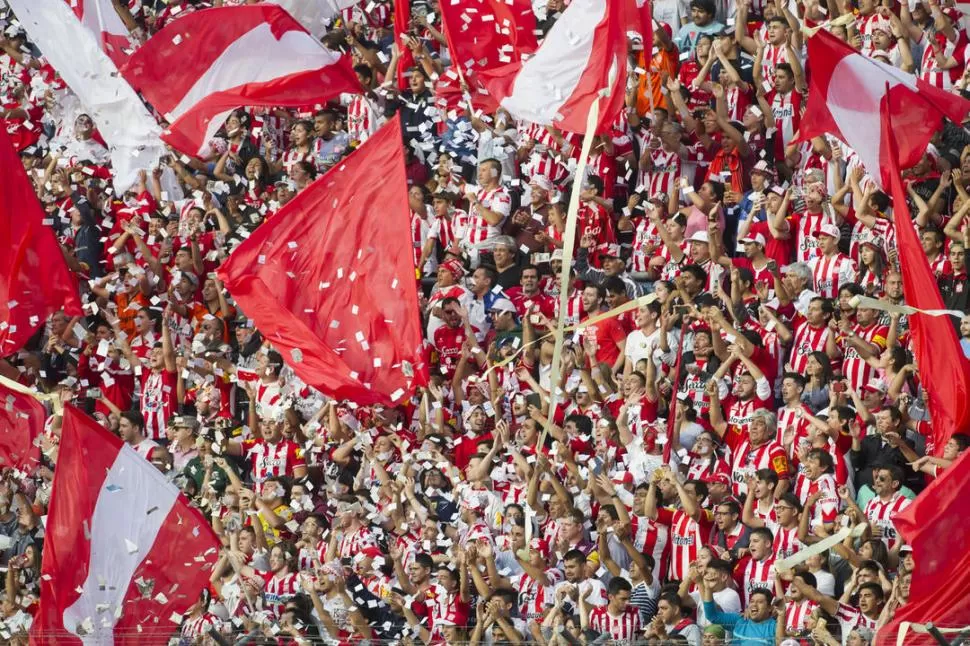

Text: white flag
xmin=271 ymin=0 xmax=363 ymax=38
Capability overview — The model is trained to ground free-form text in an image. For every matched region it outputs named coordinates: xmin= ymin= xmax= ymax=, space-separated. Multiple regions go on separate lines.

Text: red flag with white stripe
xmin=32 ymin=405 xmax=220 ymax=644
xmin=798 ymin=28 xmax=970 ymax=186
xmin=478 ymin=0 xmax=629 ymax=134
xmin=218 ymin=116 xmax=429 ymax=405
xmin=120 ymin=5 xmax=362 ymax=156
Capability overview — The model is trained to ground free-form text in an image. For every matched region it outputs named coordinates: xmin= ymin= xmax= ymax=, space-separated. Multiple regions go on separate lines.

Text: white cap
xmin=814 ymin=223 xmax=841 ymax=239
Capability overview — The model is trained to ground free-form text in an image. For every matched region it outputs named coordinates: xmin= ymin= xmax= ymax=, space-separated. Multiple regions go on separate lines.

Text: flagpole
xmin=535 ymin=98 xmax=602 ymax=454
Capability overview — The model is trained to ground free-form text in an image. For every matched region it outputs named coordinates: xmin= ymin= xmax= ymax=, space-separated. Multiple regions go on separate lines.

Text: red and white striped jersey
xmin=786 ymin=598 xmax=819 ymax=633
xmin=730 ymin=440 xmax=790 ymax=498
xmin=855 ymin=13 xmax=883 ymax=56
xmin=555 ymin=290 xmax=586 ymax=327
xmin=337 ymin=526 xmax=378 ymax=559
xmin=261 ymin=570 xmax=300 ymax=619
xmin=658 ymin=238 xmax=690 ymax=282
xmin=793 ymin=211 xmax=830 ymax=263
xmin=428 ymin=209 xmax=468 ymax=252
xmin=919 ymin=31 xmax=968 ymax=90
xmin=426 ymin=583 xmax=470 ymax=637
xmin=131 ymin=438 xmax=159 ymax=461
xmin=766 ymin=89 xmax=804 ymax=156
xmin=631 ymin=514 xmax=670 ymax=580
xmin=346 ymin=93 xmax=379 ymax=144
xmin=740 ymin=557 xmax=776 ymax=607
xmin=760 ymin=44 xmax=790 ymax=92
xmin=139 ymin=369 xmax=177 ymax=441
xmin=589 ymin=605 xmax=643 ymax=642
xmin=790 ymin=319 xmax=831 ymax=374
xmin=725 ymin=394 xmax=772 ymax=448
xmin=511 ymin=569 xmax=564 ymax=620
xmin=638 ymin=146 xmax=682 ymax=196
xmin=298 ymin=539 xmax=326 ymax=572
xmin=864 ymin=492 xmax=911 ymax=550
xmin=767 ymin=521 xmax=803 ymax=561
xmin=463 ymin=186 xmax=511 ymax=245
xmin=927 ymin=252 xmax=953 ymax=278
xmin=751 ymin=500 xmax=777 ymax=526
xmin=777 ymin=404 xmax=812 ymax=453
xmin=656 ymin=508 xmax=714 ymax=581
xmin=631 ymin=218 xmax=663 ymax=273
xmin=849 ymin=217 xmax=893 ymax=261
xmin=522 ymin=151 xmax=570 ymax=187
xmin=181 ymin=613 xmax=222 ymax=639
xmin=810 ymin=252 xmax=856 ymax=300
xmin=410 ymin=210 xmax=430 ymax=268
xmin=840 ymin=321 xmax=889 ymax=391
xmin=793 ymin=472 xmax=839 ymax=526
xmin=281 ymin=146 xmax=315 ymax=176
xmin=241 ymin=438 xmax=306 ymax=494
xmin=837 ymin=601 xmax=879 ymax=635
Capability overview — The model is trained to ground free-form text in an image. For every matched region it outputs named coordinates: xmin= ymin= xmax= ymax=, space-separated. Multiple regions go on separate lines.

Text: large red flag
xmin=0 ymin=124 xmax=83 ymax=357
xmin=879 ymin=106 xmax=970 ymax=456
xmin=879 ymin=449 xmax=970 ymax=643
xmin=33 ymin=405 xmax=220 ymax=644
xmin=218 ymin=116 xmax=429 ymax=405
xmin=798 ymin=28 xmax=969 ymax=185
xmin=0 ymin=382 xmax=44 ymax=472
xmin=478 ymin=0 xmax=629 ymax=134
xmin=436 ymin=0 xmax=538 ymax=113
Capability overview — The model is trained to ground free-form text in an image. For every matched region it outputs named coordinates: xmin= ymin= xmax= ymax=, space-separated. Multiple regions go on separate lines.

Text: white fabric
xmin=61 ymin=443 xmax=180 ymax=644
xmin=7 ymin=0 xmax=165 ymax=191
xmin=271 ymin=0 xmax=363 ymax=38
xmin=499 ymin=0 xmax=606 ymax=125
xmin=825 ymin=51 xmax=918 ymax=189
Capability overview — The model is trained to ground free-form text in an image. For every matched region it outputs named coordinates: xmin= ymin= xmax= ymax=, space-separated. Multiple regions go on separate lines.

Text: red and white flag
xmin=798 ymin=27 xmax=970 ymax=187
xmin=121 ymin=5 xmax=362 ymax=156
xmin=0 ymin=382 xmax=44 ymax=472
xmin=218 ymin=116 xmax=429 ymax=405
xmin=0 ymin=125 xmax=83 ymax=357
xmin=66 ymin=0 xmax=135 ymax=66
xmin=32 ymin=405 xmax=220 ymax=645
xmin=478 ymin=0 xmax=629 ymax=134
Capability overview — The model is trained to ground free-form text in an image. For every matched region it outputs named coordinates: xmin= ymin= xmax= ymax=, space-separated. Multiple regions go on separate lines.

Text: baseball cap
xmin=863 ymin=379 xmax=888 ymax=395
xmin=530 ymin=174 xmax=554 ymax=192
xmin=703 ymin=625 xmax=727 ymax=639
xmin=171 ymin=415 xmax=200 ymax=431
xmin=814 ymin=223 xmax=841 ymax=239
xmin=551 ymin=248 xmax=564 ymax=261
xmin=740 ymin=232 xmax=767 ymax=247
xmin=529 ymin=537 xmax=551 ymax=560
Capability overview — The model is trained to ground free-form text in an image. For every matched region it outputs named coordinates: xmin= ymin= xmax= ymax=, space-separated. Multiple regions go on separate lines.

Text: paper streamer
xmin=848 ymin=294 xmax=966 ymax=321
xmin=774 ymin=523 xmax=866 ymax=572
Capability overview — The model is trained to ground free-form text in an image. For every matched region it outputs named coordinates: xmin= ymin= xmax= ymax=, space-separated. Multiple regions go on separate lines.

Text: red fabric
xmin=32 ymin=406 xmax=220 ymax=645
xmin=0 ymin=124 xmax=83 ymax=357
xmin=881 ymin=109 xmax=970 ymax=457
xmin=393 ymin=0 xmax=415 ymax=89
xmin=218 ymin=117 xmax=429 ymax=405
xmin=121 ymin=6 xmax=361 ymax=155
xmin=436 ymin=0 xmax=538 ymax=111
xmin=0 ymin=383 xmax=43 ymax=472
xmin=798 ymin=28 xmax=970 ymax=175
xmin=881 ymin=448 xmax=970 ymax=643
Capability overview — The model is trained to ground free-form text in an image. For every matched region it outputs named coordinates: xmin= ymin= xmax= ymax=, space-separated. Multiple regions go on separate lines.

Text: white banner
xmin=8 ymin=0 xmax=165 ymax=191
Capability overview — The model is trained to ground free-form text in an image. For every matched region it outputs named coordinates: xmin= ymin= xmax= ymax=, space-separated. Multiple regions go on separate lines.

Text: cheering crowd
xmin=3 ymin=0 xmax=970 ymax=643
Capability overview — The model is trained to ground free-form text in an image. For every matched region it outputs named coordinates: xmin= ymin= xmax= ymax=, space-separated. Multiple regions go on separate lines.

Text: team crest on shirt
xmin=772 ymin=455 xmax=787 ymax=471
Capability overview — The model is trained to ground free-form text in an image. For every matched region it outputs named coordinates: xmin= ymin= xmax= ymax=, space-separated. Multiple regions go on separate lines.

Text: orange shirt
xmin=636 ymin=48 xmax=679 ymax=116
xmin=115 ymin=291 xmax=150 ymax=339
